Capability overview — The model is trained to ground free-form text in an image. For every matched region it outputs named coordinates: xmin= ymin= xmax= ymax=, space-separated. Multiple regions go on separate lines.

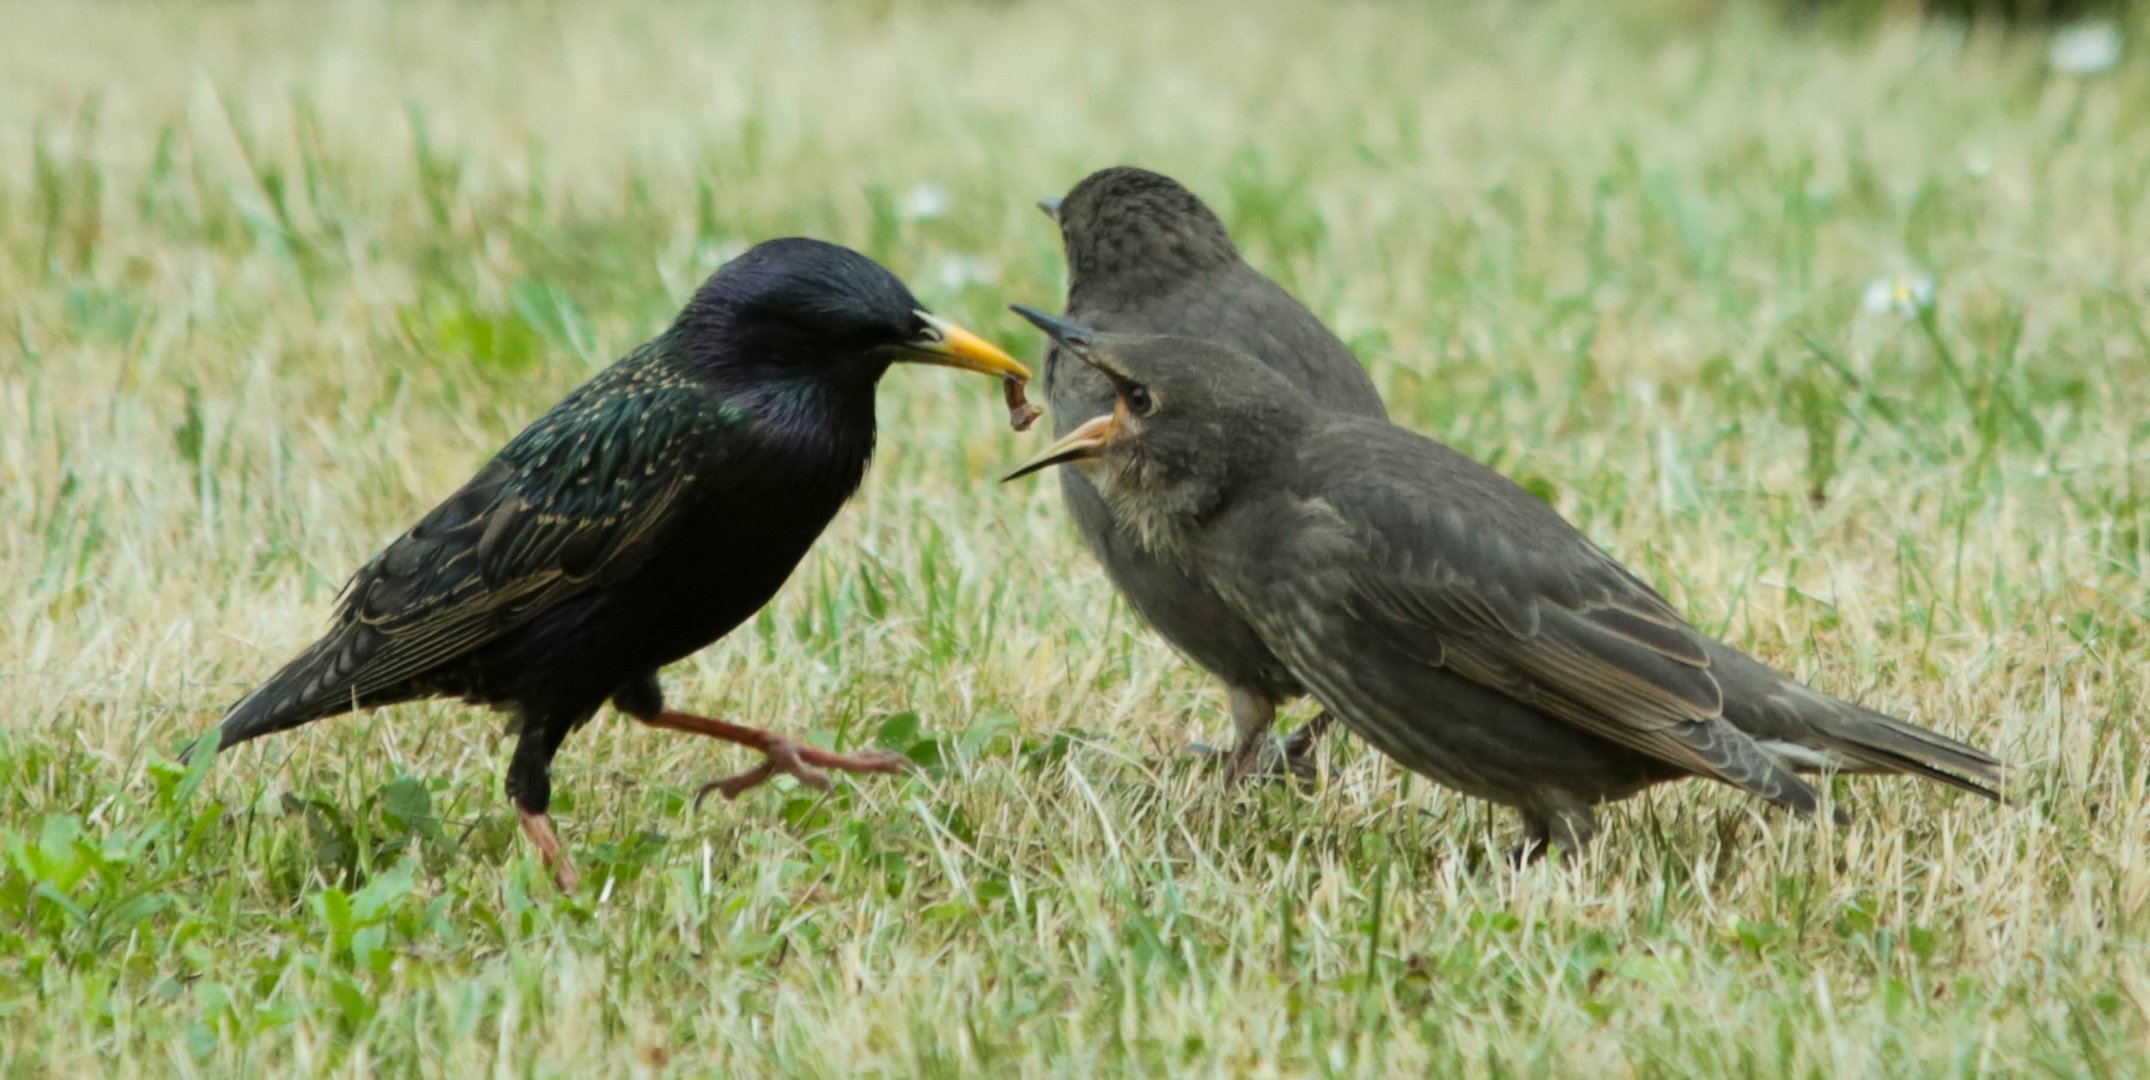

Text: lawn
xmin=2 ymin=0 xmax=2146 ymax=1074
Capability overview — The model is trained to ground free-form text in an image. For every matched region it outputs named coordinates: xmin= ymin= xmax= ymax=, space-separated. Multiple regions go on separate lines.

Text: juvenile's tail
xmin=1706 ymin=640 xmax=2006 ymax=801
xmin=1802 ymin=701 xmax=2004 ymax=800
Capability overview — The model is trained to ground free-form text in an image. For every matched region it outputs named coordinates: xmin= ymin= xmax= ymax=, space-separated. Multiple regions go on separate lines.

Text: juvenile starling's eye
xmin=1125 ymin=384 xmax=1154 ymax=415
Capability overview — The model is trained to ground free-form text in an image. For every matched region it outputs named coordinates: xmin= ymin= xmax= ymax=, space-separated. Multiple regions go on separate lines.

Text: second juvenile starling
xmin=197 ymin=238 xmax=1031 ymax=890
xmin=1040 ymin=166 xmax=1386 ymax=780
xmin=1006 ymin=313 xmax=2004 ymax=859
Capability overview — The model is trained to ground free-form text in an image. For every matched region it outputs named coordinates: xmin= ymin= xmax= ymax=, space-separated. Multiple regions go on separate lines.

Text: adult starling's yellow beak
xmin=1002 ymin=410 xmax=1121 ymax=481
xmin=888 ymin=311 xmax=1032 ymax=380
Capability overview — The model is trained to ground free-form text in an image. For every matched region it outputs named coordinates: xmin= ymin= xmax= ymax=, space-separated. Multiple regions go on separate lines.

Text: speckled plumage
xmin=203 ymin=237 xmax=1028 ymax=888
xmin=1014 ymin=327 xmax=2005 ymax=859
xmin=1041 ymin=166 xmax=1385 ymax=777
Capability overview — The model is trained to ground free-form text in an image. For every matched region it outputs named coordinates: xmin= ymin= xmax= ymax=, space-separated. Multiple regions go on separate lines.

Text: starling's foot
xmin=1276 ymin=711 xmax=1334 ymax=774
xmin=1509 ymin=807 xmax=1591 ymax=868
xmin=1221 ymin=731 xmax=1272 ymax=786
xmin=636 ymin=709 xmax=910 ymax=807
xmin=1191 ymin=712 xmax=1331 ymax=786
xmin=1187 ymin=735 xmax=1322 ymax=785
xmin=692 ymin=738 xmax=912 ymax=806
xmin=518 ymin=810 xmax=581 ymax=892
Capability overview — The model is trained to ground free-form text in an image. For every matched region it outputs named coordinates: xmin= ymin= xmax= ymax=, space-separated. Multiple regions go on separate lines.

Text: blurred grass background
xmin=2 ymin=0 xmax=2146 ymax=1074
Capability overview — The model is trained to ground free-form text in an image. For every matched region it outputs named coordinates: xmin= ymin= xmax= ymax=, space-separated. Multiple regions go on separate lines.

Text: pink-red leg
xmin=518 ymin=809 xmax=580 ymax=892
xmin=633 ymin=710 xmax=911 ymax=804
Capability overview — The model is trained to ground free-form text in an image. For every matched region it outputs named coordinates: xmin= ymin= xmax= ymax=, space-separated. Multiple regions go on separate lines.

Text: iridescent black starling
xmin=1006 ymin=314 xmax=2003 ymax=859
xmin=199 ymin=238 xmax=1031 ymax=889
xmin=1039 ymin=166 xmax=1385 ymax=782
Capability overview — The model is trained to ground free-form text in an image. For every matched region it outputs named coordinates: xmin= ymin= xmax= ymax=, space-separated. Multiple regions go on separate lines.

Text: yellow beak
xmin=890 ymin=311 xmax=1032 ymax=380
xmin=1002 ymin=410 xmax=1120 ymax=482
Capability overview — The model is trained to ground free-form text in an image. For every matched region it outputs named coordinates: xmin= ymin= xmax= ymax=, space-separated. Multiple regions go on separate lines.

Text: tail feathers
xmin=1704 ymin=639 xmax=2007 ymax=802
xmin=185 ymin=626 xmax=385 ymax=762
xmin=1808 ymin=702 xmax=2006 ymax=801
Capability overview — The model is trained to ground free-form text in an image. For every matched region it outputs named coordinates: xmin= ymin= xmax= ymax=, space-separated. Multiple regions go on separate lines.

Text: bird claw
xmin=692 ymin=738 xmax=912 ymax=808
xmin=551 ymin=858 xmax=582 ymax=892
xmin=518 ymin=810 xmax=581 ymax=892
xmin=1188 ymin=728 xmax=1324 ymax=787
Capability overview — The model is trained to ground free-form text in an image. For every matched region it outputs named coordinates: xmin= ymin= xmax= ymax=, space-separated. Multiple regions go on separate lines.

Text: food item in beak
xmin=1005 ymin=376 xmax=1043 ymax=432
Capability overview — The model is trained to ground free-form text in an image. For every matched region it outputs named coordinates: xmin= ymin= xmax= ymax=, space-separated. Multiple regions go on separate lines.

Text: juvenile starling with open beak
xmin=1006 ymin=313 xmax=2004 ymax=859
xmin=195 ymin=239 xmax=1030 ymax=890
xmin=1039 ymin=166 xmax=1386 ymax=782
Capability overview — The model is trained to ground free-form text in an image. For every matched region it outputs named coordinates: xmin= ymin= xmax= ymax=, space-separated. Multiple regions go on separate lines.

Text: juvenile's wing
xmin=1297 ymin=430 xmax=1818 ymax=813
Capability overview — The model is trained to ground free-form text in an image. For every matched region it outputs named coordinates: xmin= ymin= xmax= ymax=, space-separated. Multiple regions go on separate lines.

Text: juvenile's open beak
xmin=889 ymin=311 xmax=1032 ymax=380
xmin=1037 ymin=197 xmax=1064 ymax=222
xmin=1003 ymin=411 xmax=1119 ymax=482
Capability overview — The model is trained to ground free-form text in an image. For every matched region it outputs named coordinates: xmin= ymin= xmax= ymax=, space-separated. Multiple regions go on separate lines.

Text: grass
xmin=3 ymin=0 xmax=2147 ymax=1073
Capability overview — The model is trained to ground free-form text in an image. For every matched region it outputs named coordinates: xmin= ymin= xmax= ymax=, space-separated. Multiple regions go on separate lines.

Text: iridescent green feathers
xmin=214 ymin=336 xmax=740 ymax=749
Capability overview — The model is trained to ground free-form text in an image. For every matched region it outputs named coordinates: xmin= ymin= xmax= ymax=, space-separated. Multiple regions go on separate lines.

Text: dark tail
xmin=183 ymin=626 xmax=381 ymax=763
xmin=1706 ymin=640 xmax=2006 ymax=801
xmin=1804 ymin=702 xmax=2005 ymax=800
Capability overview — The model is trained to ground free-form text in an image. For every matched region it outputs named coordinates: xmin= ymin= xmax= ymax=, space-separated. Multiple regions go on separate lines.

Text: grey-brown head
xmin=1002 ymin=305 xmax=1315 ymax=554
xmin=1040 ymin=167 xmax=1242 ymax=305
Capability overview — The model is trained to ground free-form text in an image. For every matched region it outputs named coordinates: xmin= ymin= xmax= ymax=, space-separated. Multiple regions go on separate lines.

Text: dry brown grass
xmin=2 ymin=0 xmax=2145 ymax=1074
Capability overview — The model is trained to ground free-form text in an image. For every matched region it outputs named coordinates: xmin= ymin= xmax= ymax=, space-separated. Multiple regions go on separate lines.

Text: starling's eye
xmin=1125 ymin=384 xmax=1155 ymax=416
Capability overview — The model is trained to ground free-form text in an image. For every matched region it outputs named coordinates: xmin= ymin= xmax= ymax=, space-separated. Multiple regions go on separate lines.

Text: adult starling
xmin=1039 ymin=166 xmax=1385 ymax=781
xmin=198 ymin=238 xmax=1030 ymax=890
xmin=1005 ymin=313 xmax=2004 ymax=858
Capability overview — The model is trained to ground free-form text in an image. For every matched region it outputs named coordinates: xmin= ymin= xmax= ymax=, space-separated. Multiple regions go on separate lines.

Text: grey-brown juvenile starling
xmin=1040 ymin=166 xmax=1385 ymax=781
xmin=1005 ymin=312 xmax=2004 ymax=859
xmin=196 ymin=238 xmax=1031 ymax=890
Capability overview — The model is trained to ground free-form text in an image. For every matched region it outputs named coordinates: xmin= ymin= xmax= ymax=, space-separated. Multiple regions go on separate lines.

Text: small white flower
xmin=931 ymin=254 xmax=999 ymax=291
xmin=2050 ymin=21 xmax=2122 ymax=76
xmin=1861 ymin=271 xmax=1936 ymax=317
xmin=900 ymin=181 xmax=951 ymax=221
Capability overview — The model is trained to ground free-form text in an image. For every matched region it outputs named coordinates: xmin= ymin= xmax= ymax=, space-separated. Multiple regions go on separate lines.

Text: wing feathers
xmin=1318 ymin=464 xmax=1814 ymax=810
xmin=258 ymin=376 xmax=724 ymax=721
